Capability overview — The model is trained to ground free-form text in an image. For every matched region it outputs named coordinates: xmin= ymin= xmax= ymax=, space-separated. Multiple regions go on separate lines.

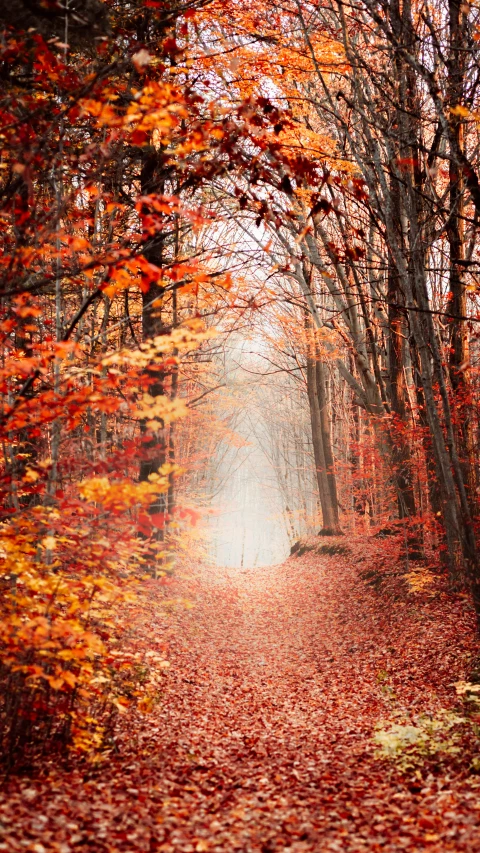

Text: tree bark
xmin=305 ymin=323 xmax=341 ymax=535
xmin=447 ymin=0 xmax=477 ymax=507
xmin=387 ymin=239 xmax=417 ymax=525
xmin=315 ymin=353 xmax=341 ymax=533
xmin=139 ymin=149 xmax=168 ymax=559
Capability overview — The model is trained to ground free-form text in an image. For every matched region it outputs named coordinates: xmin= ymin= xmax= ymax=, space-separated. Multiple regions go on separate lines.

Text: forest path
xmin=3 ymin=548 xmax=480 ymax=852
xmin=151 ymin=555 xmax=476 ymax=853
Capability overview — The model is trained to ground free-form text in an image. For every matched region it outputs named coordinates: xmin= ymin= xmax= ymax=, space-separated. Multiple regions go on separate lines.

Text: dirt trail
xmin=3 ymin=550 xmax=480 ymax=852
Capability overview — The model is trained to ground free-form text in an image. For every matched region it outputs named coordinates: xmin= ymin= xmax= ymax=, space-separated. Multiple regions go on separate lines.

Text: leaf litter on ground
xmin=2 ymin=535 xmax=480 ymax=852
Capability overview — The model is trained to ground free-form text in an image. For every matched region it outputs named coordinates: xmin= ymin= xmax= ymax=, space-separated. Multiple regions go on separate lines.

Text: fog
xmin=207 ymin=417 xmax=291 ymax=568
xmin=206 ymin=338 xmax=291 ymax=568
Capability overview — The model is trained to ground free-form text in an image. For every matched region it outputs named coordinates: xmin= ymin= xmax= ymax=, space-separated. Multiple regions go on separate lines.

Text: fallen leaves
xmin=2 ymin=539 xmax=480 ymax=851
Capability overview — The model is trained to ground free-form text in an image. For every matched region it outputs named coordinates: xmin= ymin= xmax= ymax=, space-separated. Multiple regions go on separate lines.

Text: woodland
xmin=2 ymin=0 xmax=480 ymax=850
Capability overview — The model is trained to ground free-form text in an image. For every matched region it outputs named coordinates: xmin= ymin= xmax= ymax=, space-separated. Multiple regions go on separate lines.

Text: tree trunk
xmin=447 ymin=0 xmax=477 ymax=507
xmin=386 ymin=205 xmax=421 ymax=557
xmin=315 ymin=353 xmax=341 ymax=533
xmin=139 ymin=149 xmax=168 ymax=562
xmin=387 ymin=201 xmax=417 ymax=523
xmin=305 ymin=322 xmax=341 ymax=534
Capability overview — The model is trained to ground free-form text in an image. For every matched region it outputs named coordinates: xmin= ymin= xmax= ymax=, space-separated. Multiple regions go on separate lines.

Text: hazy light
xmin=207 ymin=337 xmax=291 ymax=568
xmin=208 ymin=431 xmax=290 ymax=568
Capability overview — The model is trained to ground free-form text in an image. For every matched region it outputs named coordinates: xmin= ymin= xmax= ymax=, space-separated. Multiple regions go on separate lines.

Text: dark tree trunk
xmin=447 ymin=0 xmax=477 ymax=508
xmin=139 ymin=149 xmax=168 ymax=559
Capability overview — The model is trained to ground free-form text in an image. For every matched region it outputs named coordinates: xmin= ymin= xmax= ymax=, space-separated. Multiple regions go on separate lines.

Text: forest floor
xmin=3 ymin=536 xmax=480 ymax=852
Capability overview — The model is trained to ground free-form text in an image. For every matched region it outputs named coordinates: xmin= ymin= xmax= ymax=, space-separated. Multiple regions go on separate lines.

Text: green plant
xmin=374 ymin=711 xmax=466 ymax=771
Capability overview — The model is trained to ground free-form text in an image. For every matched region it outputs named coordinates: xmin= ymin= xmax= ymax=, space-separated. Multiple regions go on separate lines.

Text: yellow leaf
xmin=450 ymin=104 xmax=470 ymax=117
xmin=24 ymin=467 xmax=40 ymax=482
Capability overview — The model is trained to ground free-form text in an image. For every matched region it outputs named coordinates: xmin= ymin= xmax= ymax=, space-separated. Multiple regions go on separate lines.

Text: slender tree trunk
xmin=447 ymin=0 xmax=477 ymax=507
xmin=305 ymin=323 xmax=340 ymax=534
xmin=410 ymin=341 xmax=444 ymax=522
xmin=139 ymin=149 xmax=168 ymax=564
xmin=315 ymin=354 xmax=341 ymax=532
xmin=167 ymin=282 xmax=179 ymax=520
xmin=387 ymin=203 xmax=417 ymax=524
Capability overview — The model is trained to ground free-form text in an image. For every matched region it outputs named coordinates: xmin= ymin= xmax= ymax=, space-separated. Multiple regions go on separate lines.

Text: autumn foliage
xmin=2 ymin=12 xmax=480 ymax=853
xmin=0 ymin=1 xmax=239 ymax=764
